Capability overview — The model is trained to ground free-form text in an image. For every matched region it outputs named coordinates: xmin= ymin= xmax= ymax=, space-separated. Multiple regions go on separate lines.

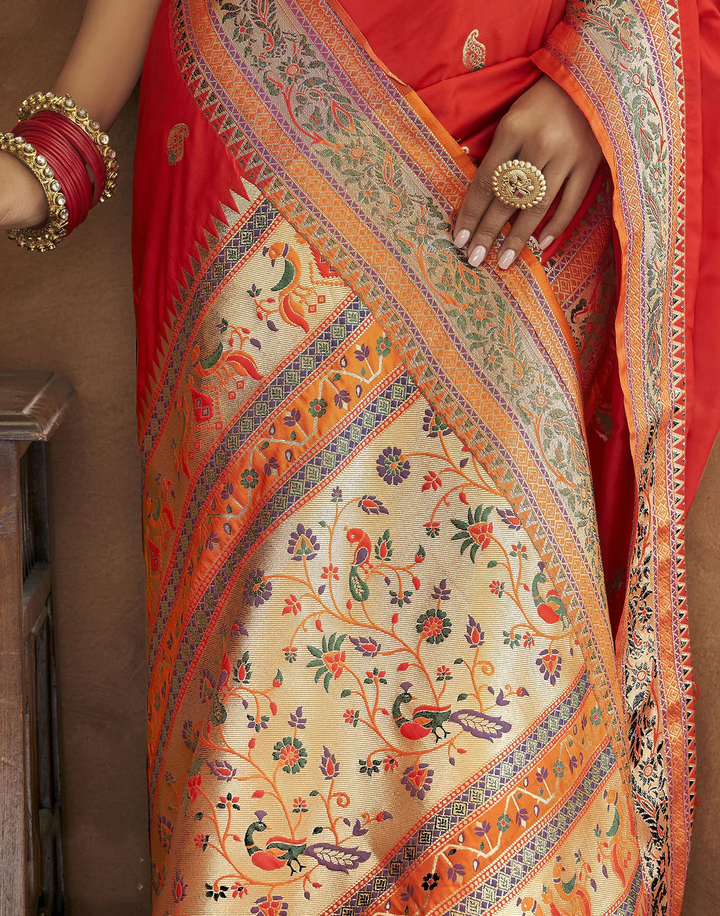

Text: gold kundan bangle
xmin=18 ymin=92 xmax=119 ymax=201
xmin=0 ymin=132 xmax=69 ymax=252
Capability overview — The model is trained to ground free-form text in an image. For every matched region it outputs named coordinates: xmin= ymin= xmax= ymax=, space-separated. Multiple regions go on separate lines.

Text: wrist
xmin=0 ymin=150 xmax=49 ymax=230
xmin=1 ymin=92 xmax=120 ymax=250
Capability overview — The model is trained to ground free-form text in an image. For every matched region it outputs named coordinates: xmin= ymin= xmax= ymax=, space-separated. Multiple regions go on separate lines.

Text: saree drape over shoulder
xmin=132 ymin=0 xmax=718 ymax=914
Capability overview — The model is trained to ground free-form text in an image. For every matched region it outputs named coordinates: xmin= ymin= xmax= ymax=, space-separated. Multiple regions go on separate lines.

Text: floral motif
xmin=496 ymin=507 xmax=522 ymax=530
xmin=431 ymin=579 xmax=451 ymax=601
xmin=309 ymin=397 xmax=328 ymax=417
xmin=357 ymin=494 xmax=389 ymax=515
xmin=536 ymin=648 xmax=563 ymax=686
xmin=401 ymin=763 xmax=434 ymax=799
xmin=307 ymin=633 xmax=347 ymax=690
xmin=273 ymin=736 xmax=308 ymax=774
xmin=246 ymin=569 xmax=272 ymax=606
xmin=451 ymin=505 xmax=494 ymax=560
xmin=287 ymin=523 xmax=320 ymax=561
xmin=375 ymin=335 xmax=392 ymax=356
xmin=422 ymin=407 xmax=450 ymax=438
xmin=171 ymin=869 xmax=187 ymax=904
xmin=416 ymin=608 xmax=453 ymax=644
xmin=250 ymin=895 xmax=289 ymax=916
xmin=186 ymin=774 xmax=202 ymax=802
xmin=349 ymin=634 xmax=381 ymax=656
xmin=157 ymin=814 xmax=173 ymax=850
xmin=320 ymin=745 xmax=340 ymax=779
xmin=422 ymin=871 xmax=440 ymax=891
xmin=376 ymin=446 xmax=411 ymax=485
xmin=208 ymin=760 xmax=236 ymax=781
xmin=283 ymin=594 xmax=302 ymax=616
xmin=234 ymin=651 xmax=251 ymax=683
xmin=241 ymin=468 xmax=259 ymax=489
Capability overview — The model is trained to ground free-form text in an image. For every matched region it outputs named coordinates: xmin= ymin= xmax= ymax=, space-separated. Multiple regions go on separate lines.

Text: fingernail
xmin=539 ymin=234 xmax=554 ymax=250
xmin=454 ymin=229 xmax=471 ymax=249
xmin=468 ymin=245 xmax=486 ymax=267
xmin=498 ymin=249 xmax=516 ymax=270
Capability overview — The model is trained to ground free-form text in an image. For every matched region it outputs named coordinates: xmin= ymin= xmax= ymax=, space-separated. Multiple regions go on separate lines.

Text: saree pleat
xmin=132 ymin=0 xmax=699 ymax=913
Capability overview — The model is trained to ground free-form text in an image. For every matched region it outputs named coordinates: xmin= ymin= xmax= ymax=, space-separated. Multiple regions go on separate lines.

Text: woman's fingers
xmin=464 ymin=194 xmax=524 ymax=268
xmin=462 ymin=146 xmax=559 ymax=268
xmin=452 ymin=126 xmax=520 ymax=251
xmin=532 ymin=166 xmax=597 ymax=250
xmin=493 ymin=161 xmax=570 ymax=268
xmin=452 ymin=74 xmax=605 ymax=271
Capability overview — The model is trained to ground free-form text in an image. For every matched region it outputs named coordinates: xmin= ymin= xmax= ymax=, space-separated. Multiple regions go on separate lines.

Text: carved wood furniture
xmin=0 ymin=371 xmax=74 ymax=915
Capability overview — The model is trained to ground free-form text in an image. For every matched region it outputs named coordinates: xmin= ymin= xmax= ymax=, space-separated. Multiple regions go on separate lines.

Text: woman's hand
xmin=453 ymin=75 xmax=603 ymax=269
xmin=0 ymin=151 xmax=49 ymax=231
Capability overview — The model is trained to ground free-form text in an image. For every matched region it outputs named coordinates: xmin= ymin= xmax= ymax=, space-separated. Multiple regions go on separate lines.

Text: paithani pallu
xmin=131 ymin=0 xmax=699 ymax=913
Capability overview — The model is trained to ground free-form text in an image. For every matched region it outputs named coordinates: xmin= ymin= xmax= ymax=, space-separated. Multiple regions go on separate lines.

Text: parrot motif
xmin=262 ymin=242 xmax=313 ymax=332
xmin=346 ymin=527 xmax=372 ymax=601
xmin=188 ymin=318 xmax=262 ymax=415
xmin=245 ymin=817 xmax=308 ymax=874
xmin=532 ymin=567 xmax=568 ymax=626
xmin=392 ymin=682 xmax=452 ymax=741
xmin=244 ymin=812 xmax=371 ymax=875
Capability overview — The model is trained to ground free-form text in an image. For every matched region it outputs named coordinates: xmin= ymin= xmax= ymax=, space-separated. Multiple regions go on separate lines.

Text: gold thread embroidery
xmin=462 ymin=29 xmax=486 ymax=72
xmin=167 ymin=123 xmax=190 ymax=165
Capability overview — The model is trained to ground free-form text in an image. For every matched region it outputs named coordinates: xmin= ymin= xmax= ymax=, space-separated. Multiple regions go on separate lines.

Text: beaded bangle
xmin=0 ymin=132 xmax=70 ymax=252
xmin=18 ymin=92 xmax=119 ymax=201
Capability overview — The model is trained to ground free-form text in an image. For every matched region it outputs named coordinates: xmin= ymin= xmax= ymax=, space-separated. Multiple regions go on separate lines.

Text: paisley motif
xmin=462 ymin=28 xmax=486 ymax=72
xmin=166 ymin=122 xmax=190 ymax=165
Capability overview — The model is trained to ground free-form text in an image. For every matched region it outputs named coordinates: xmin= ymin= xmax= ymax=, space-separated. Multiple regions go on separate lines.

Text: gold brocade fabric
xmin=132 ymin=0 xmax=696 ymax=913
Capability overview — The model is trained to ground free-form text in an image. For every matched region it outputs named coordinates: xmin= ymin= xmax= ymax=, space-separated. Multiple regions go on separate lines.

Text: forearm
xmin=53 ymin=0 xmax=163 ymax=129
xmin=0 ymin=0 xmax=161 ymax=232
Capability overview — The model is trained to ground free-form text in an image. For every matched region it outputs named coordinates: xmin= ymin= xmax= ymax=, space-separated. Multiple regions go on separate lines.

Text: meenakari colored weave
xmin=131 ymin=0 xmax=699 ymax=913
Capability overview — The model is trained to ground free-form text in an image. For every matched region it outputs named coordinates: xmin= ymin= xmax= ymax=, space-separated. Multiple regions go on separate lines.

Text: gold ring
xmin=491 ymin=159 xmax=547 ymax=210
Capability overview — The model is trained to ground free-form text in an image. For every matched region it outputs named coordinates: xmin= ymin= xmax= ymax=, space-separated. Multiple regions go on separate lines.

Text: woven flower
xmin=186 ymin=774 xmax=202 ymax=802
xmin=349 ymin=634 xmax=381 ymax=657
xmin=208 ymin=760 xmax=236 ymax=782
xmin=401 ymin=763 xmax=434 ymax=799
xmin=416 ymin=608 xmax=452 ymax=644
xmin=172 ymin=870 xmax=188 ymax=904
xmin=536 ymin=648 xmax=562 ymax=686
xmin=287 ymin=523 xmax=320 ymax=561
xmin=376 ymin=446 xmax=410 ymax=485
xmin=320 ymin=745 xmax=340 ymax=779
xmin=465 ymin=615 xmax=485 ymax=647
xmin=496 ymin=506 xmax=522 ymax=530
xmin=307 ymin=633 xmax=347 ymax=691
xmin=250 ymin=895 xmax=289 ymax=916
xmin=273 ymin=736 xmax=307 ymax=774
xmin=431 ymin=579 xmax=452 ymax=601
xmin=245 ymin=569 xmax=272 ymax=606
xmin=283 ymin=594 xmax=302 ymax=616
xmin=422 ymin=407 xmax=450 ymax=438
xmin=451 ymin=505 xmax=494 ymax=560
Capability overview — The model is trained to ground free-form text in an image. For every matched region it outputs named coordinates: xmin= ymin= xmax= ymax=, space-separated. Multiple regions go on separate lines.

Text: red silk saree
xmin=132 ymin=0 xmax=717 ymax=913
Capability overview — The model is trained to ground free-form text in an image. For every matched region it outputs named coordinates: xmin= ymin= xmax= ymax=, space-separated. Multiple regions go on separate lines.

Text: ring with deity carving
xmin=491 ymin=159 xmax=547 ymax=210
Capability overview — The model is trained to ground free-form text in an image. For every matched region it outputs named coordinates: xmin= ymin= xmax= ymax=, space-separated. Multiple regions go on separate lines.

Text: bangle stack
xmin=1 ymin=92 xmax=119 ymax=252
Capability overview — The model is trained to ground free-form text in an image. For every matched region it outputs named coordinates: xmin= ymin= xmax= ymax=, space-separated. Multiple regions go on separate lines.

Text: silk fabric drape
xmin=131 ymin=0 xmax=713 ymax=913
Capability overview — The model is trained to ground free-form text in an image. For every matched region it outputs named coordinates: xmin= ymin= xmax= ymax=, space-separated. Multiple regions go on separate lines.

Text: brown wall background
xmin=0 ymin=2 xmax=717 ymax=913
xmin=0 ymin=3 xmax=150 ymax=914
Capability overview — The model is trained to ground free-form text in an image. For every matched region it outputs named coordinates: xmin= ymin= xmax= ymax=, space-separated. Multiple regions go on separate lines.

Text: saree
xmin=131 ymin=0 xmax=714 ymax=913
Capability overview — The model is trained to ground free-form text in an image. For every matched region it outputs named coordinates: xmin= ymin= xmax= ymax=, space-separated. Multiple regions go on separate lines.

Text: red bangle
xmin=17 ymin=93 xmax=118 ymax=203
xmin=31 ymin=112 xmax=106 ymax=206
xmin=14 ymin=122 xmax=92 ymax=234
xmin=4 ymin=93 xmax=119 ymax=251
